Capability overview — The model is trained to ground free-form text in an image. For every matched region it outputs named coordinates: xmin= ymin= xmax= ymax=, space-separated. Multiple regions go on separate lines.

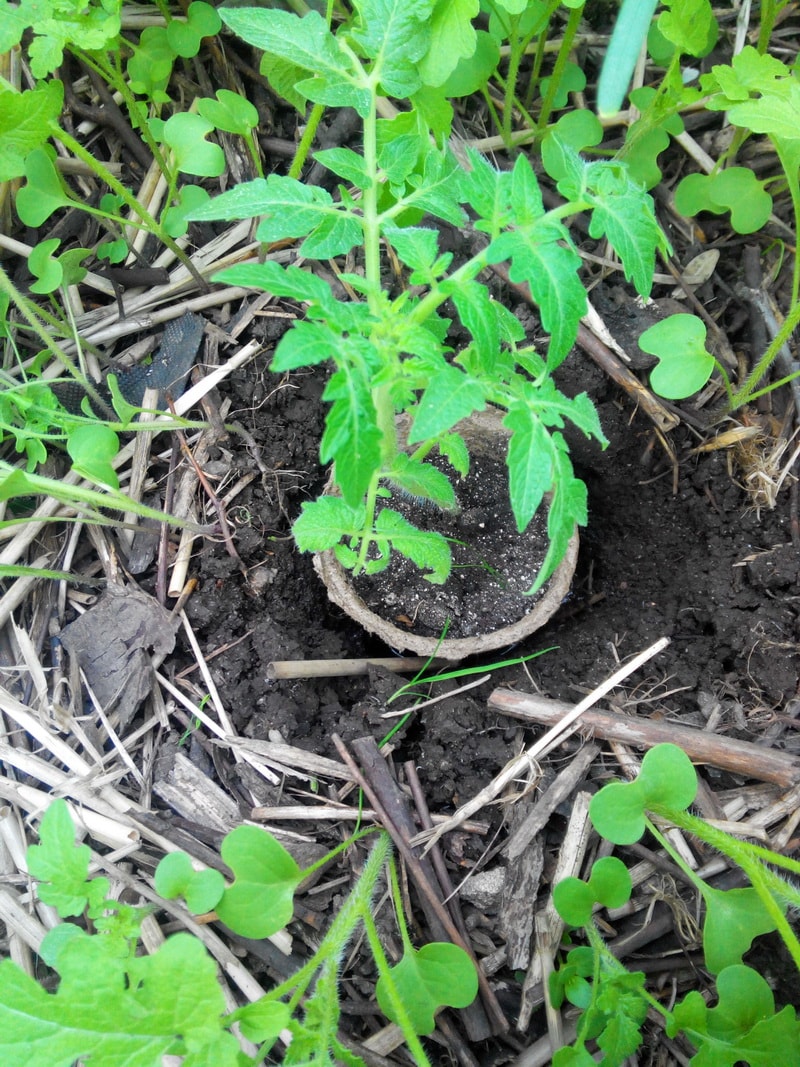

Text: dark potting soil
xmin=350 ymin=450 xmax=552 ymax=639
xmin=180 ymin=312 xmax=800 ymax=815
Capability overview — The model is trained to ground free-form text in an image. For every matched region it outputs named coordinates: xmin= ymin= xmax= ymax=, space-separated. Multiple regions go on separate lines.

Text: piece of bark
xmin=489 ymin=689 xmax=800 ymax=788
xmin=153 ymin=749 xmax=240 ymax=833
xmin=60 ymin=582 xmax=176 ymax=729
xmin=499 ymin=820 xmax=544 ymax=970
xmin=504 ymin=742 xmax=600 ymax=860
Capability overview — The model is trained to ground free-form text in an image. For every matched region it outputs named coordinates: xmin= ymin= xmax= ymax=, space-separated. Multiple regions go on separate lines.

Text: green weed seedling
xmin=551 ymin=743 xmax=800 ymax=1065
xmin=1 ymin=797 xmax=477 ymax=1066
xmin=189 ymin=0 xmax=667 ymax=595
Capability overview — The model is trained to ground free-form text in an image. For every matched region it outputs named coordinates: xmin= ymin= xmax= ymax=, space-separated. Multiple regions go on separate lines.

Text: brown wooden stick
xmin=333 ymin=734 xmax=506 ymax=1037
xmin=488 ymin=689 xmax=800 ymax=789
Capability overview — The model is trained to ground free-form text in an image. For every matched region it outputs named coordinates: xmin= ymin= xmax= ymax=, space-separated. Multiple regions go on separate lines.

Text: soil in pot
xmin=350 ymin=449 xmax=553 ymax=640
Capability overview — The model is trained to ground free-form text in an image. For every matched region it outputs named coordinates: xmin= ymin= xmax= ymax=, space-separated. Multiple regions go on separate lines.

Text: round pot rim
xmin=313 ymin=528 xmax=579 ymax=659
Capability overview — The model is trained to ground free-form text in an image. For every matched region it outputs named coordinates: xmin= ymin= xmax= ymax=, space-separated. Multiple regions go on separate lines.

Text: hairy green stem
xmin=730 ymin=292 xmax=800 ymax=409
xmin=290 ymin=102 xmax=326 ymax=179
xmin=360 ymin=905 xmax=432 ymax=1067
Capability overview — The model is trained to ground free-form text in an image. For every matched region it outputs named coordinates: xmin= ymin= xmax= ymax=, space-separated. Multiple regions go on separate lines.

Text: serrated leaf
xmin=321 ymin=360 xmax=382 ymax=506
xmin=375 ymin=942 xmax=478 ymax=1034
xmin=404 ymin=149 xmax=468 ymax=227
xmin=215 ymin=826 xmax=301 ymax=939
xmin=387 ymin=453 xmax=456 ymax=509
xmin=314 ymin=147 xmax=370 ymax=189
xmin=0 ymin=932 xmax=239 ymax=1067
xmin=489 ymin=226 xmax=586 ymax=368
xmin=295 ymin=211 xmax=363 ymax=259
xmin=221 ymin=7 xmax=370 ymax=115
xmin=503 ymin=404 xmax=553 ymax=533
xmin=350 ymin=0 xmax=433 ymax=98
xmin=293 ymin=496 xmax=367 ymax=552
xmin=375 ymin=509 xmax=451 ymax=583
xmin=408 ymin=365 xmax=486 ymax=443
xmin=450 ymin=280 xmax=500 ymax=357
xmin=584 ymin=165 xmax=666 ymax=296
xmin=27 ymin=799 xmax=109 ymax=919
xmin=383 ymin=223 xmax=440 ymax=272
xmin=417 ymin=0 xmax=478 ymax=88
xmin=526 ymin=436 xmax=584 ymax=595
xmin=0 ymin=81 xmax=63 ymax=182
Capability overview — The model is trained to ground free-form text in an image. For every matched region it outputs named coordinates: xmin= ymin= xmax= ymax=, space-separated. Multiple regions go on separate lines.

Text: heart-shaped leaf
xmin=16 ymin=147 xmax=73 ymax=227
xmin=214 ymin=826 xmax=301 ymax=939
xmin=639 ymin=314 xmax=715 ymax=400
xmin=376 ymin=942 xmax=478 ymax=1035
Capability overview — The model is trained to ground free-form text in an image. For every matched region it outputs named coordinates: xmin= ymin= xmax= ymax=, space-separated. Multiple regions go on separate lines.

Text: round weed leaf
xmin=163 ymin=114 xmax=225 ymax=177
xmin=439 ymin=30 xmax=500 ymax=98
xmin=637 ymin=743 xmax=697 ymax=811
xmin=16 ymin=147 xmax=73 ymax=227
xmin=215 ymin=826 xmax=301 ymax=939
xmin=590 ymin=780 xmax=647 ymax=845
xmin=701 ymin=886 xmax=778 ymax=975
xmin=709 ymin=964 xmax=775 ymax=1036
xmin=197 ymin=89 xmax=258 ymax=135
xmin=588 ymin=855 xmax=632 ymax=909
xmin=154 ymin=851 xmax=193 ymax=899
xmin=235 ymin=998 xmax=291 ymax=1044
xmin=66 ymin=424 xmax=120 ymax=490
xmin=28 ymin=238 xmax=62 ymax=294
xmin=553 ymin=1045 xmax=597 ymax=1066
xmin=553 ymin=876 xmax=596 ymax=927
xmin=184 ymin=868 xmax=226 ymax=915
xmin=163 ymin=184 xmax=210 ymax=238
xmin=167 ymin=1 xmax=222 ymax=58
xmin=706 ymin=168 xmax=773 ymax=235
xmin=639 ymin=314 xmax=715 ymax=400
xmin=375 ymin=943 xmax=478 ymax=1035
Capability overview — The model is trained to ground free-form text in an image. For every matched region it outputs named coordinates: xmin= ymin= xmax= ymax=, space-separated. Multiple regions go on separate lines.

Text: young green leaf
xmin=0 ymin=931 xmax=241 ymax=1067
xmin=374 ymin=507 xmax=451 ymax=583
xmin=700 ymin=886 xmax=779 ymax=975
xmin=27 ymin=238 xmax=63 ymax=294
xmin=154 ymin=851 xmax=225 ymax=915
xmin=350 ymin=0 xmax=433 ymax=99
xmin=488 ymin=223 xmax=586 ymax=368
xmin=674 ymin=168 xmax=772 ymax=235
xmin=162 ymin=113 xmax=225 ymax=177
xmin=0 ymin=81 xmax=63 ymax=182
xmin=197 ymin=89 xmax=258 ymax=136
xmin=27 ymin=799 xmax=109 ymax=919
xmin=16 ymin=147 xmax=74 ymax=227
xmin=293 ymin=496 xmax=368 ymax=553
xmin=554 ymin=856 xmax=632 ymax=928
xmin=387 ymin=453 xmax=456 ymax=510
xmin=228 ymin=997 xmax=291 ymax=1045
xmin=669 ymin=965 xmax=800 ymax=1063
xmin=220 ymin=7 xmax=370 ymax=116
xmin=638 ymin=314 xmax=715 ymax=400
xmin=416 ymin=0 xmax=477 ymax=88
xmin=408 ymin=364 xmax=486 ymax=443
xmin=166 ymin=1 xmax=221 ymax=59
xmin=375 ymin=942 xmax=478 ymax=1034
xmin=66 ymin=423 xmax=120 ymax=489
xmin=590 ymin=743 xmax=698 ymax=844
xmin=215 ymin=825 xmax=302 ymax=939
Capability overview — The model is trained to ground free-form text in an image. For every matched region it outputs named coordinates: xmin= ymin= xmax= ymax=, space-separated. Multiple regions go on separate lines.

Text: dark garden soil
xmin=181 ymin=302 xmax=799 ymax=817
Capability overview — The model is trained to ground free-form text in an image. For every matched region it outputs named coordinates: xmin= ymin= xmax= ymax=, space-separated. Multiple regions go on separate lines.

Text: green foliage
xmin=638 ymin=314 xmax=716 ymax=400
xmin=190 ymin=0 xmax=668 ymax=595
xmin=674 ymin=168 xmax=773 ymax=235
xmin=376 ymin=942 xmax=479 ymax=1034
xmin=551 ymin=744 xmax=800 ymax=1062
xmin=8 ymin=802 xmax=477 ymax=1066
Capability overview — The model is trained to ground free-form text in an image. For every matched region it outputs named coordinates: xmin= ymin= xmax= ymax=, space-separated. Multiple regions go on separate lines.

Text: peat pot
xmin=313 ymin=409 xmax=579 ymax=660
